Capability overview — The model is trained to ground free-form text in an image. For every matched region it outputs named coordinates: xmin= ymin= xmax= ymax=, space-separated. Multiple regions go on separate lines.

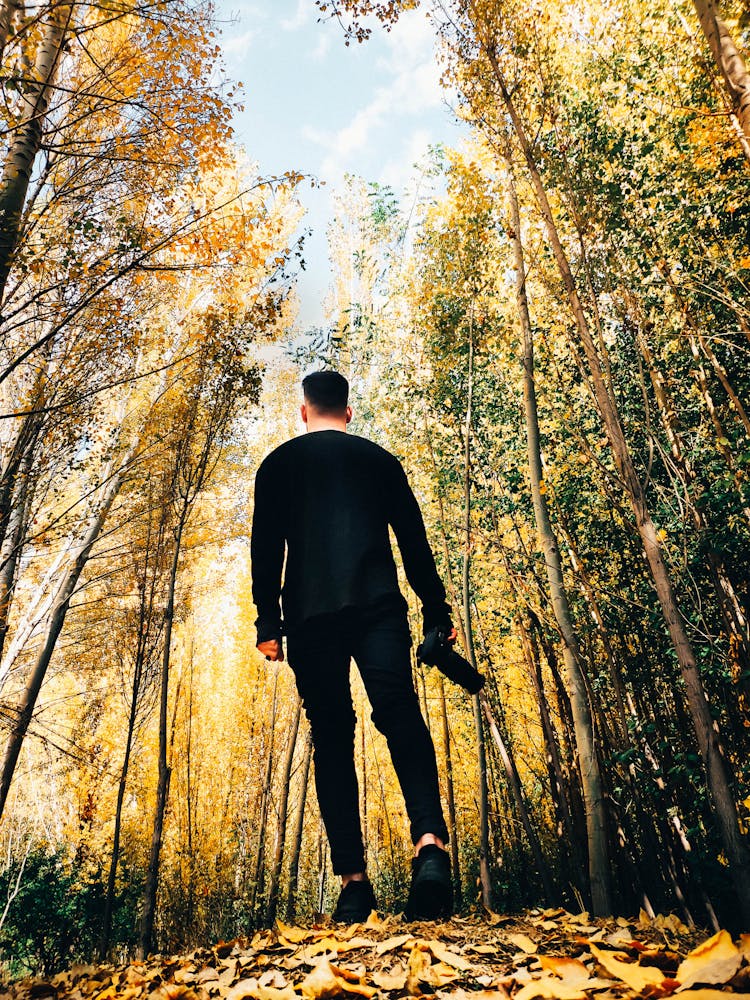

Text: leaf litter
xmin=4 ymin=908 xmax=750 ymax=1000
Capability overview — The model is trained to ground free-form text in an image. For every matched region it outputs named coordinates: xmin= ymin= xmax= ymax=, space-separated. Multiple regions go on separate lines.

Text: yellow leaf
xmin=588 ymin=943 xmax=665 ymax=992
xmin=375 ymin=934 xmax=413 ymax=955
xmin=507 ymin=932 xmax=538 ymax=955
xmin=371 ymin=967 xmax=408 ymax=990
xmin=335 ymin=937 xmax=374 ymax=953
xmin=676 ymin=931 xmax=742 ymax=990
xmin=514 ymin=977 xmax=587 ymax=1000
xmin=539 ymin=957 xmax=591 ymax=988
xmin=258 ymin=988 xmax=298 ymax=1000
xmin=677 ymin=993 xmax=750 ymax=1000
xmin=275 ymin=920 xmax=312 ymax=944
xmin=426 ymin=940 xmax=472 ymax=970
xmin=300 ymin=959 xmax=376 ymax=1000
xmin=422 ymin=961 xmax=461 ymax=987
xmin=300 ymin=960 xmax=344 ymax=1000
xmin=405 ymin=944 xmax=432 ymax=994
xmin=226 ymin=980 xmax=261 ymax=1000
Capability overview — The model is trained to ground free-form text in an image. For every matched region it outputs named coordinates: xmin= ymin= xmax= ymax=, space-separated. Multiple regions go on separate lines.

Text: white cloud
xmin=281 ymin=0 xmax=314 ymax=31
xmin=311 ymin=10 xmax=446 ymax=185
xmin=379 ymin=8 xmax=436 ymax=72
xmin=221 ymin=28 xmax=257 ymax=57
xmin=377 ymin=128 xmax=434 ymax=191
xmin=311 ymin=32 xmax=331 ymax=61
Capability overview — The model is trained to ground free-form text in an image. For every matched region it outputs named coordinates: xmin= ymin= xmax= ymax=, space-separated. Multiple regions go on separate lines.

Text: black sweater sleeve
xmin=251 ymin=457 xmax=285 ymax=643
xmin=387 ymin=459 xmax=452 ymax=630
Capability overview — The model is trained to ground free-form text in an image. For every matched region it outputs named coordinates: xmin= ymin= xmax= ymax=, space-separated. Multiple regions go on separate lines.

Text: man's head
xmin=301 ymin=370 xmax=352 ymax=430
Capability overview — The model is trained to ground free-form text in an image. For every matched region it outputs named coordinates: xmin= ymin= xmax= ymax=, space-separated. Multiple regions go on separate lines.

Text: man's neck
xmin=305 ymin=416 xmax=348 ymax=432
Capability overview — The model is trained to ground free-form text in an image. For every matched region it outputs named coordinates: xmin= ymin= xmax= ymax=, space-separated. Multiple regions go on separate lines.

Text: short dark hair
xmin=302 ymin=370 xmax=349 ymax=414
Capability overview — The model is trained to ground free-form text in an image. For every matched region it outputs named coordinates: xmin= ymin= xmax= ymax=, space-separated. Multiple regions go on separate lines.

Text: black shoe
xmin=405 ymin=844 xmax=453 ymax=921
xmin=333 ymin=878 xmax=377 ymax=923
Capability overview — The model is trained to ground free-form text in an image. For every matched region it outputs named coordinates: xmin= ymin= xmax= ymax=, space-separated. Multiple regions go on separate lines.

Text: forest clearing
xmin=2 ymin=0 xmax=750 ymax=987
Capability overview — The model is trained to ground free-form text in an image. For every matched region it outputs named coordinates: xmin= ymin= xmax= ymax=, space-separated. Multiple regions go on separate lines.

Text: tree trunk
xmin=630 ymin=316 xmax=750 ymax=684
xmin=100 ymin=661 xmax=142 ymax=959
xmin=480 ymin=692 xmax=554 ymax=904
xmin=0 ymin=441 xmax=136 ymax=820
xmin=0 ymin=0 xmax=23 ymax=63
xmin=286 ymin=728 xmax=313 ymax=919
xmin=504 ymin=154 xmax=612 ymax=915
xmin=0 ymin=2 xmax=73 ymax=306
xmin=138 ymin=504 xmax=188 ymax=958
xmin=518 ymin=615 xmax=587 ymax=899
xmin=691 ymin=0 xmax=750 ymax=154
xmin=0 ymin=444 xmax=33 ymax=660
xmin=480 ymin=35 xmax=750 ymax=924
xmin=267 ymin=696 xmax=302 ymax=924
xmin=460 ymin=315 xmax=492 ymax=909
xmin=252 ymin=675 xmax=279 ymax=921
xmin=438 ymin=673 xmax=461 ymax=906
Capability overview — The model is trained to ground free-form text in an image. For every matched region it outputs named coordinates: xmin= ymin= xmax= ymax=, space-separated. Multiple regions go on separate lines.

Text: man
xmin=251 ymin=370 xmax=455 ymax=923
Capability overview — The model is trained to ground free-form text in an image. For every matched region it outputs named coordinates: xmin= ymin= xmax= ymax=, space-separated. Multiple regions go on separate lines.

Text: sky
xmin=215 ymin=0 xmax=467 ymax=328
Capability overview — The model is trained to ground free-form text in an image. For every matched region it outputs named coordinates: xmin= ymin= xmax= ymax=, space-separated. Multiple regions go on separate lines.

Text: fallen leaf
xmin=153 ymin=987 xmax=200 ymax=1000
xmin=275 ymin=922 xmax=313 ymax=945
xmin=676 ymin=931 xmax=742 ymax=990
xmin=538 ymin=957 xmax=591 ymax=988
xmin=449 ymin=991 xmax=510 ymax=1000
xmin=426 ymin=940 xmax=472 ymax=970
xmin=219 ymin=966 xmax=238 ymax=988
xmin=422 ymin=961 xmax=461 ymax=987
xmin=258 ymin=988 xmax=299 ymax=1000
xmin=654 ymin=915 xmax=691 ymax=934
xmin=195 ymin=967 xmax=219 ymax=984
xmin=405 ymin=944 xmax=431 ymax=995
xmin=507 ymin=933 xmax=538 ymax=955
xmin=335 ymin=938 xmax=374 ymax=953
xmin=589 ymin=943 xmax=665 ymax=992
xmin=370 ymin=966 xmax=408 ymax=990
xmin=513 ymin=977 xmax=587 ymax=1000
xmin=300 ymin=961 xmax=341 ymax=1000
xmin=605 ymin=929 xmax=635 ymax=948
xmin=299 ymin=959 xmax=375 ymax=1000
xmin=258 ymin=971 xmax=289 ymax=989
xmin=375 ymin=934 xmax=412 ymax=956
xmin=227 ymin=979 xmax=261 ymax=1000
xmin=301 ymin=939 xmax=339 ymax=960
xmin=675 ymin=993 xmax=750 ymax=1000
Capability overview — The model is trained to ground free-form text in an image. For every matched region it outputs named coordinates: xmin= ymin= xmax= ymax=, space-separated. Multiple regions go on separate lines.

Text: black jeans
xmin=286 ymin=598 xmax=449 ymax=875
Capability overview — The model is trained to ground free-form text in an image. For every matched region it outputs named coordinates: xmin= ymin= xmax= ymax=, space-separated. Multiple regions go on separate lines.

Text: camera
xmin=416 ymin=628 xmax=485 ymax=694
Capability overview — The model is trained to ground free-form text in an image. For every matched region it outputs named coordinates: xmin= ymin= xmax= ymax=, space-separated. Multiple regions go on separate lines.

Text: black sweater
xmin=251 ymin=430 xmax=451 ymax=642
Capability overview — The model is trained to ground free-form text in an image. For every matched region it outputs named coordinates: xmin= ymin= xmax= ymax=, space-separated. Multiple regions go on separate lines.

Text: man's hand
xmin=257 ymin=639 xmax=284 ymax=662
xmin=447 ymin=627 xmax=457 ymax=644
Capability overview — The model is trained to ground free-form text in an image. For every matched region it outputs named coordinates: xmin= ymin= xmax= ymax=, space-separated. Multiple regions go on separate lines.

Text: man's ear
xmin=301 ymin=403 xmax=308 ymax=424
xmin=345 ymin=405 xmax=352 ymax=424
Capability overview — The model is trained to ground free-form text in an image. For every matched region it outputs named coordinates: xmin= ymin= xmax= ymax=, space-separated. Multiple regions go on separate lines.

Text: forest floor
xmin=4 ymin=908 xmax=750 ymax=1000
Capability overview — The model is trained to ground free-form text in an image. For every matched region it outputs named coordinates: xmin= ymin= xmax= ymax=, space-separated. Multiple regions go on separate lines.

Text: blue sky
xmin=215 ymin=0 xmax=467 ymax=327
